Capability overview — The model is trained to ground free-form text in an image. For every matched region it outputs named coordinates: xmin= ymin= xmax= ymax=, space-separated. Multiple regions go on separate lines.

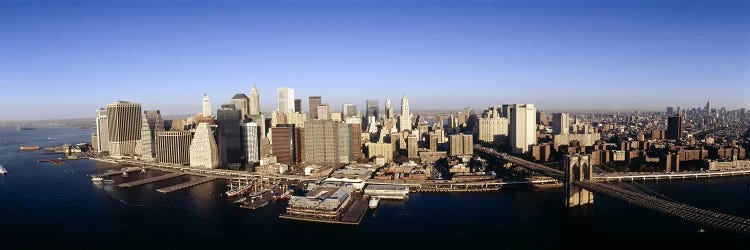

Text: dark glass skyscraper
xmin=217 ymin=104 xmax=242 ymax=167
xmin=666 ymin=115 xmax=683 ymax=140
xmin=366 ymin=99 xmax=379 ymax=118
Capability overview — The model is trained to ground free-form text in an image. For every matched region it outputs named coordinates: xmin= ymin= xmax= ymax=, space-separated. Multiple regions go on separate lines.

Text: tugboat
xmin=0 ymin=164 xmax=7 ymax=175
xmin=369 ymin=196 xmax=380 ymax=209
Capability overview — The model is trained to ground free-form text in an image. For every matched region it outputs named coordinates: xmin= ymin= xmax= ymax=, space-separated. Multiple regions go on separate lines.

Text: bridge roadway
xmin=474 ymin=144 xmax=750 ymax=236
xmin=595 ymin=170 xmax=750 ymax=182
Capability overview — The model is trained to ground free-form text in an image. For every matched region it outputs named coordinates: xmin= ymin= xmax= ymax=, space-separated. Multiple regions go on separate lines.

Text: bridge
xmin=474 ymin=144 xmax=750 ymax=237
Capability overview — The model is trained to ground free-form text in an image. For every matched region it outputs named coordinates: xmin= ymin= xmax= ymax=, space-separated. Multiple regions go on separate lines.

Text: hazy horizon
xmin=2 ymin=1 xmax=748 ymax=120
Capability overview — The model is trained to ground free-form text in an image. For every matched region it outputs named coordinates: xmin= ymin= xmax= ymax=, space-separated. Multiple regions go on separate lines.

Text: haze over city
xmin=1 ymin=1 xmax=748 ymax=121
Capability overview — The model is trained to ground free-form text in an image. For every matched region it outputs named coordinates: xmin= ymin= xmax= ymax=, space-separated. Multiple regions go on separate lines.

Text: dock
xmin=279 ymin=194 xmax=368 ymax=225
xmin=156 ymin=176 xmax=217 ymax=193
xmin=97 ymin=167 xmax=143 ymax=178
xmin=118 ymin=172 xmax=186 ymax=188
xmin=37 ymin=159 xmax=65 ymax=166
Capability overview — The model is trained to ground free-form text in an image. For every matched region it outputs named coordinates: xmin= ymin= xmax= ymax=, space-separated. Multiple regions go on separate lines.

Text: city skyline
xmin=2 ymin=1 xmax=749 ymax=120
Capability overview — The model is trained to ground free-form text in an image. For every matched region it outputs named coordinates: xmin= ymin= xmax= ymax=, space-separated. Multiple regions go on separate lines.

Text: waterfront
xmin=0 ymin=127 xmax=749 ymax=249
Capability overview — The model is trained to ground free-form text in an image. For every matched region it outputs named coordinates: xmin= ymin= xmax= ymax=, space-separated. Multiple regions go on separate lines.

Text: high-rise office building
xmin=427 ymin=132 xmax=438 ymax=151
xmin=107 ymin=101 xmax=142 ymax=157
xmin=294 ymin=99 xmax=302 ymax=113
xmin=278 ymin=87 xmax=295 ymax=114
xmin=508 ymin=104 xmax=537 ymax=154
xmin=138 ymin=110 xmax=164 ymax=160
xmin=399 ymin=96 xmax=411 ymax=131
xmin=666 ymin=107 xmax=674 ymax=116
xmin=366 ymin=99 xmax=379 ymax=119
xmin=241 ymin=122 xmax=260 ymax=163
xmin=407 ymin=134 xmax=418 ymax=159
xmin=666 ymin=115 xmax=684 ymax=140
xmin=552 ymin=113 xmax=570 ymax=135
xmin=217 ymin=105 xmax=243 ymax=166
xmin=309 ymin=96 xmax=322 ymax=119
xmin=304 ymin=120 xmax=338 ymax=164
xmin=316 ymin=104 xmax=331 ymax=120
xmin=230 ymin=93 xmax=250 ymax=121
xmin=337 ymin=123 xmax=352 ymax=163
xmin=202 ymin=94 xmax=211 ymax=117
xmin=95 ymin=108 xmax=109 ymax=153
xmin=271 ymin=124 xmax=301 ymax=165
xmin=155 ymin=131 xmax=192 ymax=165
xmin=367 ymin=143 xmax=393 ymax=162
xmin=189 ymin=123 xmax=220 ymax=169
xmin=249 ymin=85 xmax=261 ymax=116
xmin=477 ymin=107 xmax=509 ymax=143
xmin=342 ymin=103 xmax=357 ymax=118
xmin=384 ymin=99 xmax=394 ymax=119
xmin=449 ymin=134 xmax=473 ymax=156
xmin=350 ymin=123 xmax=364 ymax=162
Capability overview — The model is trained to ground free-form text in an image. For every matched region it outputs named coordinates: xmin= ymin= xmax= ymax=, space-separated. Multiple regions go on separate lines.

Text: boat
xmin=369 ymin=196 xmax=380 ymax=209
xmin=102 ymin=179 xmax=115 ymax=184
xmin=122 ymin=172 xmax=128 ymax=177
xmin=91 ymin=176 xmax=103 ymax=182
xmin=225 ymin=178 xmax=253 ymax=197
xmin=240 ymin=189 xmax=272 ymax=210
xmin=20 ymin=146 xmax=41 ymax=151
xmin=16 ymin=125 xmax=37 ymax=131
xmin=0 ymin=164 xmax=7 ymax=175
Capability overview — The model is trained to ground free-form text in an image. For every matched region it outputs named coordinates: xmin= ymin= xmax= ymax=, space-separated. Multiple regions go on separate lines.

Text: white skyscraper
xmin=189 ymin=123 xmax=220 ymax=169
xmin=399 ymin=95 xmax=411 ymax=131
xmin=202 ymin=94 xmax=211 ymax=117
xmin=95 ymin=108 xmax=109 ymax=153
xmin=385 ymin=99 xmax=394 ymax=119
xmin=241 ymin=122 xmax=260 ymax=163
xmin=277 ymin=87 xmax=295 ymax=114
xmin=508 ymin=104 xmax=537 ymax=154
xmin=249 ymin=85 xmax=260 ymax=116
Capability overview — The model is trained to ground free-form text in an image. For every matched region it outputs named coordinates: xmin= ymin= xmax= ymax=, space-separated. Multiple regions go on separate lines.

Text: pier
xmin=156 ymin=177 xmax=217 ymax=193
xmin=96 ymin=167 xmax=144 ymax=178
xmin=118 ymin=172 xmax=185 ymax=188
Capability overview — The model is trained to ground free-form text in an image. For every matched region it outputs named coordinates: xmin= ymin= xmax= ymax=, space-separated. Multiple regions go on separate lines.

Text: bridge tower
xmin=564 ymin=154 xmax=594 ymax=207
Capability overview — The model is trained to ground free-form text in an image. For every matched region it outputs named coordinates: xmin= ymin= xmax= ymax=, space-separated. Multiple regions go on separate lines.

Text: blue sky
xmin=1 ymin=0 xmax=748 ymax=120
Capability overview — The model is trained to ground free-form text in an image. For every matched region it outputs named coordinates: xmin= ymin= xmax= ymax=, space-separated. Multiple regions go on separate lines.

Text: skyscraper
xmin=366 ymin=99 xmax=379 ymax=119
xmin=271 ymin=124 xmax=300 ymax=165
xmin=337 ymin=123 xmax=352 ymax=163
xmin=249 ymin=85 xmax=260 ymax=116
xmin=407 ymin=134 xmax=418 ymax=159
xmin=384 ymin=99 xmax=394 ymax=119
xmin=477 ymin=114 xmax=509 ymax=143
xmin=202 ymin=94 xmax=211 ymax=117
xmin=217 ymin=105 xmax=243 ymax=166
xmin=508 ymin=104 xmax=537 ymax=154
xmin=107 ymin=101 xmax=142 ymax=157
xmin=342 ymin=103 xmax=357 ymax=118
xmin=309 ymin=96 xmax=322 ymax=119
xmin=666 ymin=115 xmax=684 ymax=140
xmin=138 ymin=110 xmax=164 ymax=160
xmin=304 ymin=120 xmax=339 ymax=164
xmin=316 ymin=104 xmax=330 ymax=120
xmin=449 ymin=134 xmax=473 ymax=156
xmin=399 ymin=96 xmax=411 ymax=131
xmin=189 ymin=123 xmax=220 ymax=169
xmin=155 ymin=131 xmax=192 ymax=165
xmin=230 ymin=93 xmax=250 ymax=121
xmin=294 ymin=99 xmax=302 ymax=113
xmin=552 ymin=113 xmax=570 ymax=135
xmin=241 ymin=122 xmax=260 ymax=163
xmin=95 ymin=108 xmax=109 ymax=153
xmin=278 ymin=87 xmax=295 ymax=114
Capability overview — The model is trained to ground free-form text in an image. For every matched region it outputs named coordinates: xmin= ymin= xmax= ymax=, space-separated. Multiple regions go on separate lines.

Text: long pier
xmin=118 ymin=172 xmax=186 ymax=188
xmin=96 ymin=167 xmax=144 ymax=178
xmin=156 ymin=177 xmax=217 ymax=193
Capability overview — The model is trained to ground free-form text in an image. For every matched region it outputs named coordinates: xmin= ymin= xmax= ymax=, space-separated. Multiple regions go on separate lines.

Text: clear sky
xmin=1 ymin=0 xmax=749 ymax=120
